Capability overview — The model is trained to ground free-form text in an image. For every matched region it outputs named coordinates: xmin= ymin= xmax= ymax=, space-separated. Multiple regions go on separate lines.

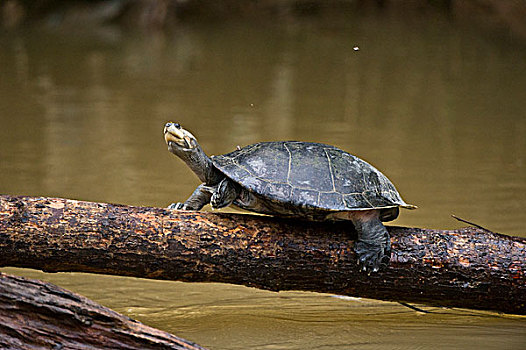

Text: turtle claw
xmin=168 ymin=202 xmax=187 ymax=210
xmin=354 ymin=240 xmax=390 ymax=273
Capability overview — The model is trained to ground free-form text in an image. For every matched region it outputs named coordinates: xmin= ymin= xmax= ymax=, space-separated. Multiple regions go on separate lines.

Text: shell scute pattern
xmin=219 ymin=163 xmax=251 ymax=181
xmin=291 ymin=187 xmax=319 ymax=207
xmin=212 ymin=141 xmax=406 ymax=211
xmin=241 ymin=176 xmax=267 ymax=194
xmin=243 ymin=142 xmax=289 ymax=183
xmin=318 ymin=192 xmax=344 ymax=208
xmin=267 ymin=183 xmax=293 ymax=199
xmin=286 ymin=142 xmax=334 ymax=192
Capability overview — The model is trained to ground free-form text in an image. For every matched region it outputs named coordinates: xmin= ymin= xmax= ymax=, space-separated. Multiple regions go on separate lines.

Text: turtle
xmin=163 ymin=122 xmax=416 ymax=272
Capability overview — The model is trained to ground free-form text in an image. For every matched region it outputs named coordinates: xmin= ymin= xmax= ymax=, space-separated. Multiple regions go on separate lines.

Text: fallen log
xmin=0 ymin=194 xmax=524 ymax=314
xmin=0 ymin=272 xmax=207 ymax=349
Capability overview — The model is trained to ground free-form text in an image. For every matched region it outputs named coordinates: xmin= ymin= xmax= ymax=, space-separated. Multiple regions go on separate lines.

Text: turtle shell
xmin=211 ymin=141 xmax=414 ymax=212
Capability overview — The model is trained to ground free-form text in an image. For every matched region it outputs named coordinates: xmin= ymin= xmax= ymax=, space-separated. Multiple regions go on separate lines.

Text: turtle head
xmin=164 ymin=122 xmax=222 ymax=185
xmin=164 ymin=122 xmax=198 ymax=151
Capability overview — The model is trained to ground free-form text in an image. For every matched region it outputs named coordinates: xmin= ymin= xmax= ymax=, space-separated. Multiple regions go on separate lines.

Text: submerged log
xmin=0 ymin=194 xmax=524 ymax=315
xmin=0 ymin=272 xmax=206 ymax=349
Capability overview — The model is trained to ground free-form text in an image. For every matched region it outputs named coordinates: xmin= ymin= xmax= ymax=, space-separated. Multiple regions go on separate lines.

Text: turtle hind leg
xmin=351 ymin=211 xmax=391 ymax=272
xmin=210 ymin=178 xmax=241 ymax=209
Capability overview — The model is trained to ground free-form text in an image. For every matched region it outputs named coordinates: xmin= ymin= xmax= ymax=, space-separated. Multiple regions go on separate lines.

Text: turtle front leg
xmin=169 ymin=183 xmax=213 ymax=210
xmin=351 ymin=211 xmax=391 ymax=272
xmin=210 ymin=178 xmax=241 ymax=209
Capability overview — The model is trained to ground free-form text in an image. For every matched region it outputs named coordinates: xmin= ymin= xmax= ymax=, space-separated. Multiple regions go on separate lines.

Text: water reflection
xmin=1 ymin=14 xmax=524 ymax=233
xmin=3 ymin=267 xmax=526 ymax=350
xmin=1 ymin=7 xmax=525 ymax=350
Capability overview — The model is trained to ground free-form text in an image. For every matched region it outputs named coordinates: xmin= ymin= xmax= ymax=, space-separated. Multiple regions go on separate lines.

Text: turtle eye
xmin=174 ymin=123 xmax=181 ymax=129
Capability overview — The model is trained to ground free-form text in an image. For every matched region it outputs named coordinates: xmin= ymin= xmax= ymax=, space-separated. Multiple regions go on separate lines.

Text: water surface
xmin=1 ymin=8 xmax=525 ymax=349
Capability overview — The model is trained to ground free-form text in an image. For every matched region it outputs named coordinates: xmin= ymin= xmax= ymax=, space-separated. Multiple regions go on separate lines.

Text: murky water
xmin=1 ymin=7 xmax=525 ymax=350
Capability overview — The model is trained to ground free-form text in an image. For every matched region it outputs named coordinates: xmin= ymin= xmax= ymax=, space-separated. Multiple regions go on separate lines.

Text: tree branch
xmin=0 ymin=195 xmax=524 ymax=314
xmin=0 ymin=272 xmax=206 ymax=349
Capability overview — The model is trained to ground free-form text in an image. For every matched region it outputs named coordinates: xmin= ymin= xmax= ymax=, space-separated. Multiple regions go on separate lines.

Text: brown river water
xmin=1 ymin=8 xmax=525 ymax=350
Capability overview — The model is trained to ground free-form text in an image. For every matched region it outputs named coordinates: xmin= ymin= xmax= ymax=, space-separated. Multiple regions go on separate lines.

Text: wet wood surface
xmin=0 ymin=272 xmax=207 ymax=349
xmin=0 ymin=195 xmax=524 ymax=315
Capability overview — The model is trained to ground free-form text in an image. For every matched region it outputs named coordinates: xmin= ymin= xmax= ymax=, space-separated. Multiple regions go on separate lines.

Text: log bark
xmin=0 ymin=194 xmax=524 ymax=315
xmin=0 ymin=272 xmax=207 ymax=349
